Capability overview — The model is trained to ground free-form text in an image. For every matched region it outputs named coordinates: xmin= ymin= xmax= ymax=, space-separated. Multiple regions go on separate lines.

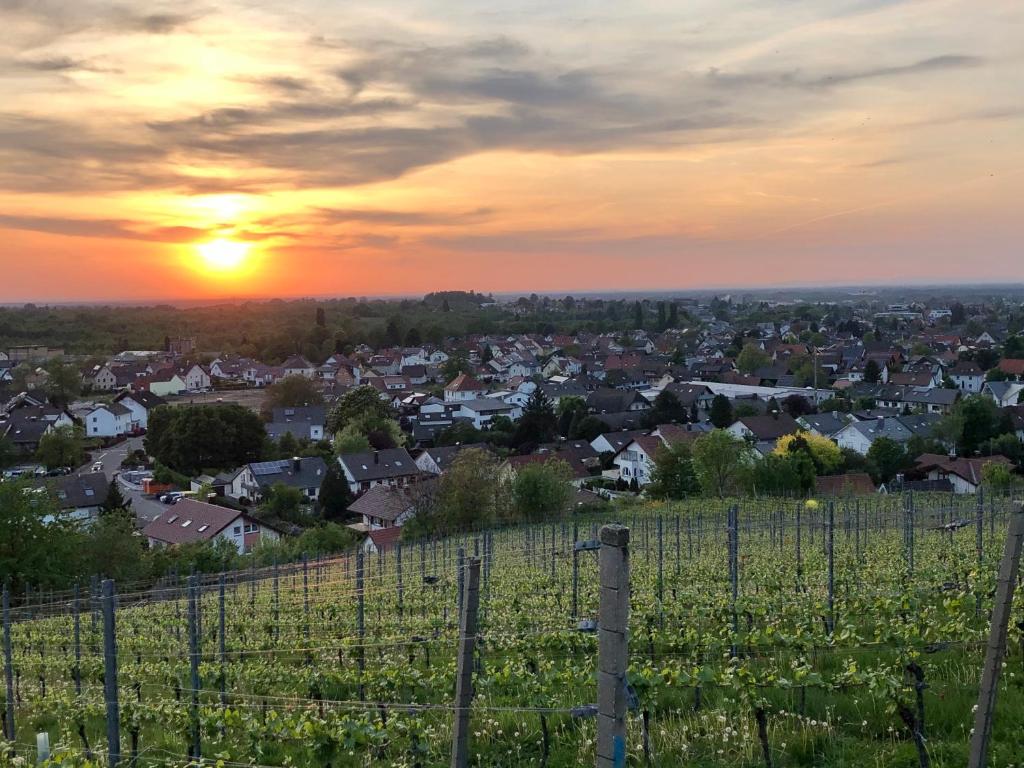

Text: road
xmin=79 ymin=436 xmax=167 ymax=525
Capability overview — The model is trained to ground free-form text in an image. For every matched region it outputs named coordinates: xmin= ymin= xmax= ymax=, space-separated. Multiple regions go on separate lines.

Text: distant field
xmin=165 ymin=388 xmax=267 ymax=413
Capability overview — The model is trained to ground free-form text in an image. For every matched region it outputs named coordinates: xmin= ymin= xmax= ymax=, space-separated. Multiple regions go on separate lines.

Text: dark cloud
xmin=313 ymin=206 xmax=495 ymax=226
xmin=0 ymin=213 xmax=205 ymax=241
xmin=126 ymin=13 xmax=197 ymax=34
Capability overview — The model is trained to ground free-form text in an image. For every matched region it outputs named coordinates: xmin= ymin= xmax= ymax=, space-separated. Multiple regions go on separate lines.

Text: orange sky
xmin=1 ymin=0 xmax=1022 ymax=301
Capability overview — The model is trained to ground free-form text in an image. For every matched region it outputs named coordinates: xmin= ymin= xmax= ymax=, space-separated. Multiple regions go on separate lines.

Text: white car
xmin=91 ymin=461 xmax=105 ymax=473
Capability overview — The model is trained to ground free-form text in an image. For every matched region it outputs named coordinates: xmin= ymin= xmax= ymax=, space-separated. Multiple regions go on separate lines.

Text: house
xmin=797 ymin=412 xmax=852 ymax=439
xmin=457 ymin=398 xmax=518 ymax=429
xmin=266 ymin=405 xmax=327 ymax=442
xmin=586 ymin=388 xmax=651 ymax=415
xmin=85 ymin=402 xmax=133 ymax=438
xmin=997 ymin=359 xmax=1024 ymax=379
xmin=444 ymin=373 xmax=486 ymax=402
xmin=346 ymin=483 xmax=424 ymax=529
xmin=612 ymin=435 xmax=665 ymax=486
xmin=948 ymin=361 xmax=984 ymax=394
xmin=983 ymin=380 xmax=1024 ymax=408
xmin=144 ymin=372 xmax=187 ymax=397
xmin=834 ymin=416 xmax=913 ymax=455
xmin=245 ymin=457 xmax=328 ymax=502
xmin=0 ymin=405 xmax=75 ymax=454
xmin=590 ymin=429 xmax=650 ymax=455
xmin=113 ymin=390 xmax=166 ymax=430
xmin=913 ymin=453 xmax=1014 ymax=494
xmin=143 ymin=498 xmax=282 ymax=553
xmin=415 ymin=445 xmax=482 ymax=475
xmin=726 ymin=414 xmax=801 ymax=447
xmin=337 ymin=448 xmax=421 ymax=495
xmin=362 ymin=525 xmax=404 ymax=555
xmin=281 ymin=355 xmax=316 ymax=379
xmin=181 ymin=364 xmax=212 ymax=392
xmin=32 ymin=471 xmax=109 ymax=522
xmin=88 ymin=365 xmax=120 ymax=391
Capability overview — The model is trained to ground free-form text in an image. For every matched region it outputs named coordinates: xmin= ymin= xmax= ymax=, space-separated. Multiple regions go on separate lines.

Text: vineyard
xmin=3 ymin=492 xmax=1024 ymax=767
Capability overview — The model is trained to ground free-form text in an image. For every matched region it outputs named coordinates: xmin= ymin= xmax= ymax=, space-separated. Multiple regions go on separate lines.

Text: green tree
xmin=633 ymin=300 xmax=643 ymax=330
xmin=743 ymin=453 xmax=807 ymax=496
xmin=264 ymin=483 xmax=307 ymax=524
xmin=935 ymin=395 xmax=1006 ymax=456
xmin=866 ymin=437 xmax=908 ymax=484
xmin=263 ymin=375 xmax=323 ymax=417
xmin=691 ymin=430 xmax=753 ymax=497
xmin=37 ymin=424 xmax=85 ymax=470
xmin=708 ymin=394 xmax=734 ymax=429
xmin=436 ymin=448 xmax=503 ymax=531
xmin=0 ymin=435 xmax=15 ymax=469
xmin=326 ymin=385 xmax=396 ymax=436
xmin=145 ymin=404 xmax=266 ymax=474
xmin=647 ymin=443 xmax=700 ymax=500
xmin=514 ymin=388 xmax=558 ymax=448
xmin=571 ymin=415 xmax=610 ymax=442
xmin=334 ymin=424 xmax=373 ymax=455
xmin=556 ymin=396 xmax=588 ymax=437
xmin=100 ymin=481 xmax=131 ymax=517
xmin=644 ymin=390 xmax=687 ymax=427
xmin=318 ymin=462 xmax=352 ymax=521
xmin=512 ymin=460 xmax=573 ymax=521
xmin=864 ymin=359 xmax=882 ymax=384
xmin=0 ymin=480 xmax=81 ymax=591
xmin=80 ymin=513 xmax=146 ymax=582
xmin=404 ymin=327 xmax=422 ymax=347
xmin=736 ymin=343 xmax=770 ymax=375
xmin=44 ymin=360 xmax=82 ymax=407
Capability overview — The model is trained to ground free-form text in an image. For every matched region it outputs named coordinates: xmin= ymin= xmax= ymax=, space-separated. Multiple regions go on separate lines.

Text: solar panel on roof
xmin=250 ymin=460 xmax=289 ymax=476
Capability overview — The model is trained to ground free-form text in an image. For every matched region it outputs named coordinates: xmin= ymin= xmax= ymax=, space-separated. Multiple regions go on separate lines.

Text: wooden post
xmin=968 ymin=504 xmax=1024 ymax=768
xmin=187 ymin=576 xmax=201 ymax=762
xmin=101 ymin=579 xmax=120 ymax=768
xmin=2 ymin=586 xmax=14 ymax=743
xmin=450 ymin=557 xmax=481 ymax=768
xmin=356 ymin=550 xmax=366 ymax=701
xmin=596 ymin=524 xmax=630 ymax=768
xmin=218 ymin=573 xmax=227 ymax=713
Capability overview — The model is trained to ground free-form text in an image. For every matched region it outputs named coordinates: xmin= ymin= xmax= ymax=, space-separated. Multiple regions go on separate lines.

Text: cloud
xmin=312 ymin=206 xmax=495 ymax=226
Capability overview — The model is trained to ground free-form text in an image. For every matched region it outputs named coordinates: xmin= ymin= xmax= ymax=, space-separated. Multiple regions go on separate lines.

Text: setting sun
xmin=197 ymin=238 xmax=251 ymax=272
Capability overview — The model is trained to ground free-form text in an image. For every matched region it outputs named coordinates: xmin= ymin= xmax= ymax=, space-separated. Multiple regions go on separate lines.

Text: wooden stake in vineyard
xmin=968 ymin=502 xmax=1024 ymax=768
xmin=597 ymin=524 xmax=630 ymax=768
xmin=451 ymin=557 xmax=481 ymax=768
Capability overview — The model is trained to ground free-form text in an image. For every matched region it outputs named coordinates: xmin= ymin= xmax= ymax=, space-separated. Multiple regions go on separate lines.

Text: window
xmin=181 ymin=520 xmax=191 ymax=527
xmin=244 ymin=523 xmax=257 ymax=533
xmin=84 ymin=489 xmax=94 ymax=497
xmin=197 ymin=525 xmax=209 ymax=533
xmin=233 ymin=526 xmax=241 ymax=535
xmin=167 ymin=515 xmax=178 ymax=524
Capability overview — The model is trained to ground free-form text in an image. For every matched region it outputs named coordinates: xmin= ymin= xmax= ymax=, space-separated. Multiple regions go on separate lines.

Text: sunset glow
xmin=0 ymin=1 xmax=1022 ymax=301
xmin=196 ymin=239 xmax=250 ymax=272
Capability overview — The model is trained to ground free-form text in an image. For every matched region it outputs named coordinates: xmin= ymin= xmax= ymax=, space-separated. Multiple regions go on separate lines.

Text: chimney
xmin=374 ymin=451 xmax=380 ymax=465
xmin=292 ymin=456 xmax=301 ymax=473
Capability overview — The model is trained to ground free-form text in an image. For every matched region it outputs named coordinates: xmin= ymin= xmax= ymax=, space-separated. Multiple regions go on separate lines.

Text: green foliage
xmin=100 ymin=481 xmax=131 ymax=517
xmin=643 ymin=390 xmax=687 ymax=427
xmin=264 ymin=482 xmax=309 ymax=524
xmin=36 ymin=424 xmax=85 ymax=470
xmin=736 ymin=343 xmax=770 ymax=375
xmin=326 ymin=386 xmax=403 ymax=447
xmin=262 ymin=375 xmax=324 ymax=416
xmin=318 ymin=462 xmax=352 ymax=521
xmin=512 ymin=459 xmax=573 ymax=521
xmin=571 ymin=415 xmax=610 ymax=442
xmin=866 ymin=437 xmax=909 ymax=484
xmin=692 ymin=429 xmax=753 ymax=497
xmin=0 ymin=481 xmax=83 ymax=591
xmin=43 ymin=360 xmax=82 ymax=406
xmin=864 ymin=359 xmax=882 ymax=384
xmin=514 ymin=388 xmax=557 ymax=448
xmin=0 ymin=435 xmax=16 ymax=469
xmin=146 ymin=404 xmax=266 ymax=474
xmin=743 ymin=453 xmax=808 ymax=496
xmin=708 ymin=394 xmax=734 ymax=429
xmin=334 ymin=424 xmax=372 ymax=455
xmin=647 ymin=443 xmax=700 ymax=500
xmin=935 ymin=394 xmax=1008 ymax=456
xmin=556 ymin=396 xmax=587 ymax=437
xmin=436 ymin=421 xmax=486 ymax=447
xmin=434 ymin=448 xmax=506 ymax=532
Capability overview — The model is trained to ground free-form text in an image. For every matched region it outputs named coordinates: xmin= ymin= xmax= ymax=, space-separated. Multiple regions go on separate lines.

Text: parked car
xmin=91 ymin=461 xmax=104 ymax=472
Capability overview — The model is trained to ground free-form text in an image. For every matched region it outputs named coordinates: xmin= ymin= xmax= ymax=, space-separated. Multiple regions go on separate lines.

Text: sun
xmin=196 ymin=238 xmax=250 ymax=271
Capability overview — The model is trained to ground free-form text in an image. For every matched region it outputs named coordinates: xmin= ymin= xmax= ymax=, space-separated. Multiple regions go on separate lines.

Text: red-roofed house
xmin=913 ymin=453 xmax=1014 ymax=494
xmin=142 ymin=499 xmax=282 ymax=553
xmin=444 ymin=372 xmax=486 ymax=402
xmin=998 ymin=359 xmax=1024 ymax=378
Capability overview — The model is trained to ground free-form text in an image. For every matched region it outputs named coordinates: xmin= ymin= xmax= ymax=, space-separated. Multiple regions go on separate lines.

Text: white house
xmin=833 ymin=417 xmax=912 ymax=456
xmin=948 ymin=361 xmax=984 ymax=394
xmin=612 ymin=435 xmax=664 ymax=486
xmin=181 ymin=364 xmax=212 ymax=392
xmin=113 ymin=390 xmax=166 ymax=430
xmin=85 ymin=402 xmax=133 ymax=438
xmin=444 ymin=373 xmax=486 ymax=402
xmin=281 ymin=355 xmax=316 ymax=378
xmin=146 ymin=373 xmax=187 ymax=397
xmin=458 ymin=398 xmax=520 ymax=429
xmin=142 ymin=498 xmax=281 ymax=553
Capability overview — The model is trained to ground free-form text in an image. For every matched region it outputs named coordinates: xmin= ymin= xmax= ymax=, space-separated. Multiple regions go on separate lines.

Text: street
xmin=79 ymin=435 xmax=166 ymax=524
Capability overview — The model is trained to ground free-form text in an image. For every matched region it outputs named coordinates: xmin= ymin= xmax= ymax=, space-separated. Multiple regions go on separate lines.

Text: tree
xmin=743 ymin=453 xmax=808 ymax=496
xmin=334 ymin=424 xmax=372 ymax=455
xmin=935 ymin=395 xmax=1006 ymax=456
xmin=264 ymin=483 xmax=307 ymax=524
xmin=668 ymin=303 xmax=679 ymax=328
xmin=866 ymin=437 xmax=908 ymax=484
xmin=404 ymin=327 xmax=422 ymax=347
xmin=571 ymin=416 xmax=610 ymax=442
xmin=644 ymin=390 xmax=687 ymax=427
xmin=0 ymin=435 xmax=15 ymax=469
xmin=79 ymin=512 xmax=146 ymax=583
xmin=556 ymin=396 xmax=588 ymax=437
xmin=514 ymin=388 xmax=558 ymax=448
xmin=315 ymin=306 xmax=326 ymax=327
xmin=692 ymin=430 xmax=753 ymax=497
xmin=100 ymin=481 xmax=131 ymax=517
xmin=633 ymin=300 xmax=643 ymax=330
xmin=263 ymin=375 xmax=323 ymax=416
xmin=441 ymin=355 xmax=469 ymax=382
xmin=512 ymin=460 xmax=573 ymax=521
xmin=736 ymin=343 xmax=770 ymax=375
xmin=326 ymin=385 xmax=396 ymax=436
xmin=864 ymin=359 xmax=882 ymax=384
xmin=37 ymin=424 xmax=85 ymax=470
xmin=44 ymin=361 xmax=81 ymax=407
xmin=708 ymin=394 xmax=734 ymax=429
xmin=318 ymin=463 xmax=352 ymax=521
xmin=982 ymin=461 xmax=1015 ymax=491
xmin=145 ymin=404 xmax=266 ymax=474
xmin=656 ymin=302 xmax=667 ymax=331
xmin=0 ymin=480 xmax=81 ymax=591
xmin=436 ymin=448 xmax=503 ymax=531
xmin=775 ymin=432 xmax=843 ymax=474
xmin=647 ymin=443 xmax=700 ymax=500
xmin=781 ymin=394 xmax=814 ymax=418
